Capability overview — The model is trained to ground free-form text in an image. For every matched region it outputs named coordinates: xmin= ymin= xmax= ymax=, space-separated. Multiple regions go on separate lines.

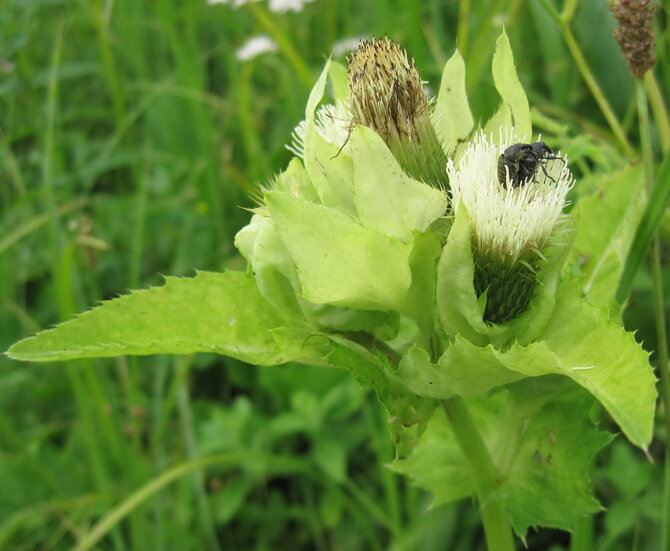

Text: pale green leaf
xmin=400 ymin=231 xmax=443 ymax=332
xmin=482 ymin=103 xmax=512 ymax=139
xmin=544 ymin=281 xmax=656 ymax=448
xmin=570 ymin=165 xmax=646 ymax=310
xmin=274 ymin=157 xmax=320 ymax=204
xmin=302 ymin=59 xmax=356 ymax=213
xmin=250 ymin=215 xmax=304 ymax=318
xmin=303 ymin=303 xmax=399 ymax=339
xmin=394 ymin=339 xmax=524 ymax=399
xmin=497 ymin=279 xmax=657 ymax=448
xmin=304 ymin=129 xmax=356 ymax=214
xmin=352 ymin=126 xmax=447 ymax=243
xmin=265 ymin=191 xmax=412 ymax=310
xmin=7 ymin=271 xmax=315 ymax=365
xmin=490 ymin=32 xmax=531 ymax=140
xmin=234 ymin=213 xmax=263 ymax=264
xmin=305 ymin=58 xmax=331 ymax=122
xmin=328 ymin=61 xmax=348 ymax=103
xmin=433 ymin=48 xmax=474 ymax=153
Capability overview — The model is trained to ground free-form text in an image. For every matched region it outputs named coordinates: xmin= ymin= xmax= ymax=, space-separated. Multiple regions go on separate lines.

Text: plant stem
xmin=560 ymin=0 xmax=578 ymax=23
xmin=636 ymin=77 xmax=670 ymax=551
xmin=559 ymin=22 xmax=633 ymax=157
xmin=645 ymin=71 xmax=670 ymax=153
xmin=536 ymin=0 xmax=561 ymax=24
xmin=569 ymin=515 xmax=593 ymax=551
xmin=441 ymin=397 xmax=515 ymax=551
xmin=535 ymin=0 xmax=633 ymax=155
xmin=457 ymin=0 xmax=471 ymax=57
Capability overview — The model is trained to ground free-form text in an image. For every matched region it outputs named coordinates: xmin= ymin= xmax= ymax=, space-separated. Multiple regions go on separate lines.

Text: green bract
xmin=6 ymin=32 xmax=656 ymax=538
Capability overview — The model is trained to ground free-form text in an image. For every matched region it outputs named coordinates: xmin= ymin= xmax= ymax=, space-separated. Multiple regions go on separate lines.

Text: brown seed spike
xmin=610 ymin=0 xmax=657 ymax=79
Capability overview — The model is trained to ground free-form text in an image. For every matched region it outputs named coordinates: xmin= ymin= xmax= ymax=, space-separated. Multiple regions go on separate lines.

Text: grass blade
xmin=616 ymin=151 xmax=670 ymax=304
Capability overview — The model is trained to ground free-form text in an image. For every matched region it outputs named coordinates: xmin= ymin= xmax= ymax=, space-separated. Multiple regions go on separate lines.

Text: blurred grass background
xmin=1 ymin=0 xmax=668 ymax=549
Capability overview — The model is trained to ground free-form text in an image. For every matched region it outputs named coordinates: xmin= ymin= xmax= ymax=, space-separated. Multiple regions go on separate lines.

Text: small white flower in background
xmin=269 ymin=0 xmax=315 ymax=12
xmin=331 ymin=37 xmax=365 ymax=57
xmin=448 ymin=131 xmax=573 ymax=265
xmin=207 ymin=0 xmax=261 ymax=7
xmin=235 ymin=35 xmax=279 ymax=62
xmin=287 ymin=100 xmax=351 ymax=159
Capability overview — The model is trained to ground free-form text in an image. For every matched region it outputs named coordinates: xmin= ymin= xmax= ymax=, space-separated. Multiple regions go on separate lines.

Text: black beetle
xmin=497 ymin=141 xmax=564 ymax=189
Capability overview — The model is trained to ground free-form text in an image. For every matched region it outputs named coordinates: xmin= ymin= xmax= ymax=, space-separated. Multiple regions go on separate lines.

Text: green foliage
xmin=488 ymin=32 xmax=532 ymax=140
xmin=617 ymin=152 xmax=670 ymax=305
xmin=394 ymin=380 xmax=612 ymax=537
xmin=352 ymin=127 xmax=448 ymax=242
xmin=433 ymin=49 xmax=475 ymax=153
xmin=2 ymin=1 xmax=669 ymax=550
xmin=7 ymin=271 xmax=323 ymax=365
xmin=6 ymin=26 xmax=658 ymax=545
xmin=571 ymin=163 xmax=646 ymax=311
xmin=267 ymin=189 xmax=414 ymax=309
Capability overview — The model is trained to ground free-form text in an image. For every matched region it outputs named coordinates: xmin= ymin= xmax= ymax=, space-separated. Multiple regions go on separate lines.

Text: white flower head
xmin=207 ymin=0 xmax=260 ymax=6
xmin=269 ymin=0 xmax=316 ymax=12
xmin=286 ymin=100 xmax=352 ymax=159
xmin=448 ymin=130 xmax=574 ymax=266
xmin=235 ymin=35 xmax=279 ymax=62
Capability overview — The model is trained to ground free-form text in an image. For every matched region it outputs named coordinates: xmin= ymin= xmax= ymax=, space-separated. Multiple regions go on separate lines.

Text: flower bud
xmin=347 ymin=37 xmax=448 ymax=188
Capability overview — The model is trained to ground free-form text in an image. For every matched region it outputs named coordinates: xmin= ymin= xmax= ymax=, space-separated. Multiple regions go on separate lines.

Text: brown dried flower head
xmin=610 ymin=0 xmax=657 ymax=79
xmin=346 ymin=37 xmax=448 ymax=188
xmin=347 ymin=37 xmax=428 ymax=143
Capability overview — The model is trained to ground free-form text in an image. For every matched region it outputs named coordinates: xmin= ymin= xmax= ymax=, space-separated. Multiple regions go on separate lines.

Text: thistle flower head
xmin=346 ymin=37 xmax=448 ymax=188
xmin=347 ymin=37 xmax=428 ymax=143
xmin=447 ymin=131 xmax=574 ymax=323
xmin=449 ymin=131 xmax=572 ymax=265
xmin=610 ymin=0 xmax=657 ymax=79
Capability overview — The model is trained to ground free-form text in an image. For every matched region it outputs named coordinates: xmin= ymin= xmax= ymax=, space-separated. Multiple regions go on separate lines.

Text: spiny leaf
xmin=7 ymin=271 xmax=319 ymax=365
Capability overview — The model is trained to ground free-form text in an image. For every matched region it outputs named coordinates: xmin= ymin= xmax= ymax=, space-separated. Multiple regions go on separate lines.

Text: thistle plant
xmin=6 ymin=34 xmax=657 ymax=549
